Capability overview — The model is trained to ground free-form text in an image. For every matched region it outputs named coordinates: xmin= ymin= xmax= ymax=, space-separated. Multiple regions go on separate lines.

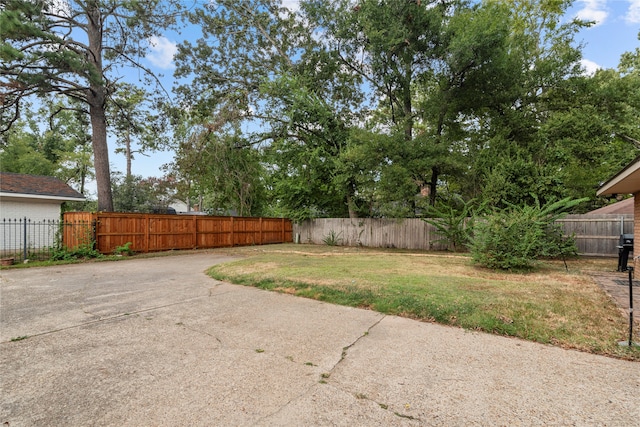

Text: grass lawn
xmin=208 ymin=244 xmax=640 ymax=361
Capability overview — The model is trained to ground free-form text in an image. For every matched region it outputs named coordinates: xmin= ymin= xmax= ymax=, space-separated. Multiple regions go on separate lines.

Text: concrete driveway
xmin=1 ymin=252 xmax=638 ymax=426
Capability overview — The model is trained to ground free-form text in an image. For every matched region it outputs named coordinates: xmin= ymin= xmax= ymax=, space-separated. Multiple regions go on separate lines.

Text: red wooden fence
xmin=63 ymin=212 xmax=293 ymax=254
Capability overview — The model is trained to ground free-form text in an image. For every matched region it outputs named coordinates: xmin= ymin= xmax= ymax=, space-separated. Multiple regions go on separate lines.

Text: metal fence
xmin=0 ymin=217 xmax=93 ymax=264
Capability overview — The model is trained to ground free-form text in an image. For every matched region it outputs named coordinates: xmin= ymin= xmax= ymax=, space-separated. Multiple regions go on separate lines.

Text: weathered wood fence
xmin=293 ymin=218 xmax=450 ymax=251
xmin=63 ymin=212 xmax=293 ymax=254
xmin=293 ymin=214 xmax=635 ymax=257
xmin=557 ymin=214 xmax=633 ymax=257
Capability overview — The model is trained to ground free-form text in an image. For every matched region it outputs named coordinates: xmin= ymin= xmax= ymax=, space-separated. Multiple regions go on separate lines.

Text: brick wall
xmin=635 ymin=194 xmax=639 ymax=271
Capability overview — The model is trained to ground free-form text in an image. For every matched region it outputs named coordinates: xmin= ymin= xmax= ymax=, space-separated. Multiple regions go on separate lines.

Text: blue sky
xmin=568 ymin=0 xmax=640 ymax=72
xmin=108 ymin=0 xmax=640 ymax=185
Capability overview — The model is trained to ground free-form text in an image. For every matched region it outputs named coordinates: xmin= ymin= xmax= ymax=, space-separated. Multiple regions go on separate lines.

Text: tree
xmin=112 ymin=173 xmax=177 ymax=213
xmin=0 ymin=121 xmax=56 ymax=176
xmin=168 ymin=113 xmax=266 ymax=216
xmin=174 ymin=0 xmax=364 ymax=219
xmin=109 ymin=83 xmax=164 ymax=178
xmin=39 ymin=97 xmax=94 ymax=194
xmin=305 ymin=0 xmax=519 ymax=212
xmin=461 ymin=0 xmax=592 ymax=207
xmin=0 ymin=97 xmax=94 ymax=193
xmin=1 ymin=0 xmax=182 ymax=211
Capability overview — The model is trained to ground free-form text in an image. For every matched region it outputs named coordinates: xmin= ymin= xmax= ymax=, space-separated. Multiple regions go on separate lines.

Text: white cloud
xmin=580 ymin=58 xmax=601 ymax=75
xmin=48 ymin=0 xmax=72 ymax=17
xmin=146 ymin=36 xmax=177 ymax=70
xmin=281 ymin=0 xmax=300 ymax=12
xmin=626 ymin=0 xmax=640 ymax=23
xmin=575 ymin=0 xmax=609 ymax=26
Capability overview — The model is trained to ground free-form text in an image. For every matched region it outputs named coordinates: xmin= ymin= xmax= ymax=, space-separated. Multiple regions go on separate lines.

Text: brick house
xmin=597 ymin=155 xmax=640 ymax=268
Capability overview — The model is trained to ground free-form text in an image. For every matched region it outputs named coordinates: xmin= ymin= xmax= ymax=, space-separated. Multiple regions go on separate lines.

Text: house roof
xmin=588 ymin=197 xmax=634 ymax=214
xmin=597 ymin=155 xmax=640 ymax=196
xmin=0 ymin=172 xmax=85 ymax=202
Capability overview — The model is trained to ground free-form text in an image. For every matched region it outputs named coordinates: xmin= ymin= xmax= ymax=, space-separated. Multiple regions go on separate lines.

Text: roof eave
xmin=597 ymin=157 xmax=640 ymax=196
xmin=0 ymin=192 xmax=86 ymax=202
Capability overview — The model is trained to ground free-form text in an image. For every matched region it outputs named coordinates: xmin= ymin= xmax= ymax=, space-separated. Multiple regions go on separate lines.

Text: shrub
xmin=113 ymin=242 xmax=134 ymax=256
xmin=50 ymin=243 xmax=102 ymax=261
xmin=423 ymin=195 xmax=483 ymax=252
xmin=470 ymin=197 xmax=586 ymax=270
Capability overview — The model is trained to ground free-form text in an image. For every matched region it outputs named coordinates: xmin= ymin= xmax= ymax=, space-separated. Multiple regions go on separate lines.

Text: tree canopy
xmin=169 ymin=0 xmax=639 ymax=219
xmin=0 ymin=0 xmax=182 ymax=210
xmin=2 ymin=0 xmax=639 ymax=218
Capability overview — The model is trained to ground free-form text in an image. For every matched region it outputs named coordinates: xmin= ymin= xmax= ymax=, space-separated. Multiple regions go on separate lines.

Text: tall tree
xmin=167 ymin=110 xmax=267 ymax=217
xmin=465 ymin=0 xmax=591 ymax=207
xmin=39 ymin=97 xmax=94 ymax=194
xmin=174 ymin=0 xmax=363 ymax=219
xmin=306 ymin=0 xmax=516 ymax=209
xmin=111 ymin=172 xmax=177 ymax=213
xmin=109 ymin=83 xmax=163 ymax=178
xmin=0 ymin=0 xmax=182 ymax=211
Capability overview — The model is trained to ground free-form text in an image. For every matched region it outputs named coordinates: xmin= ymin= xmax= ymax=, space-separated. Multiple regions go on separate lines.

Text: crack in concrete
xmin=177 ymin=323 xmax=222 ymax=344
xmin=332 ymin=314 xmax=386 ymax=370
xmin=323 ymin=315 xmax=424 ymax=423
xmin=0 ymin=296 xmax=211 ymax=344
xmin=254 ymin=315 xmax=388 ymax=425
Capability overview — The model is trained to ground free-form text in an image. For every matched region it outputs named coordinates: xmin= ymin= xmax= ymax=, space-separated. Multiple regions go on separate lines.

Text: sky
xmin=105 ymin=0 xmax=640 ymax=190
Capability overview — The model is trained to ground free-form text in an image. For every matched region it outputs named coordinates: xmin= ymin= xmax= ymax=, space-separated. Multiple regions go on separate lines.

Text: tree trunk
xmin=347 ymin=192 xmax=358 ymax=219
xmin=80 ymin=168 xmax=86 ymax=195
xmin=403 ymin=59 xmax=413 ymax=142
xmin=429 ymin=166 xmax=438 ymax=207
xmin=125 ymin=129 xmax=132 ymax=178
xmin=89 ymin=98 xmax=114 ymax=211
xmin=87 ymin=3 xmax=114 ymax=211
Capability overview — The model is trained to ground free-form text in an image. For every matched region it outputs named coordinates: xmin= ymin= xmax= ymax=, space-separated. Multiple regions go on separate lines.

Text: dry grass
xmin=207 ymin=244 xmax=639 ymax=360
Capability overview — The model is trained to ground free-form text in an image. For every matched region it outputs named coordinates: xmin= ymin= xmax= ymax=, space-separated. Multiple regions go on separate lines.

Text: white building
xmin=1 ymin=172 xmax=85 ymax=255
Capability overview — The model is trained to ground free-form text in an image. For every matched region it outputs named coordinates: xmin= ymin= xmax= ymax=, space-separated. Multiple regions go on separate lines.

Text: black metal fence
xmin=0 ymin=217 xmax=93 ymax=264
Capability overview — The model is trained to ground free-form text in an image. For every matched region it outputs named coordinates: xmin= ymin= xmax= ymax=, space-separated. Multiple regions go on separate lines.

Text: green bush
xmin=113 ymin=242 xmax=134 ymax=256
xmin=50 ymin=242 xmax=102 ymax=261
xmin=470 ymin=197 xmax=586 ymax=270
xmin=423 ymin=195 xmax=483 ymax=252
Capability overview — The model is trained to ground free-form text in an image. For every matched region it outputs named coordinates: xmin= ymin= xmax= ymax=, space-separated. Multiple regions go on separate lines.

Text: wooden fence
xmin=293 ymin=215 xmax=635 ymax=257
xmin=63 ymin=212 xmax=293 ymax=254
xmin=556 ymin=214 xmax=633 ymax=257
xmin=293 ymin=218 xmax=449 ymax=251
xmin=61 ymin=212 xmax=633 ymax=257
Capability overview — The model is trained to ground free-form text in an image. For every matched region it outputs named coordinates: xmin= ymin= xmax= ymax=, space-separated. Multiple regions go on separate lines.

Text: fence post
xmin=281 ymin=218 xmax=285 ymax=243
xmin=193 ymin=215 xmax=198 ymax=249
xmin=23 ymin=216 xmax=27 ymax=261
xmin=259 ymin=217 xmax=263 ymax=245
xmin=145 ymin=214 xmax=150 ymax=253
xmin=91 ymin=219 xmax=97 ymax=251
xmin=230 ymin=217 xmax=234 ymax=247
